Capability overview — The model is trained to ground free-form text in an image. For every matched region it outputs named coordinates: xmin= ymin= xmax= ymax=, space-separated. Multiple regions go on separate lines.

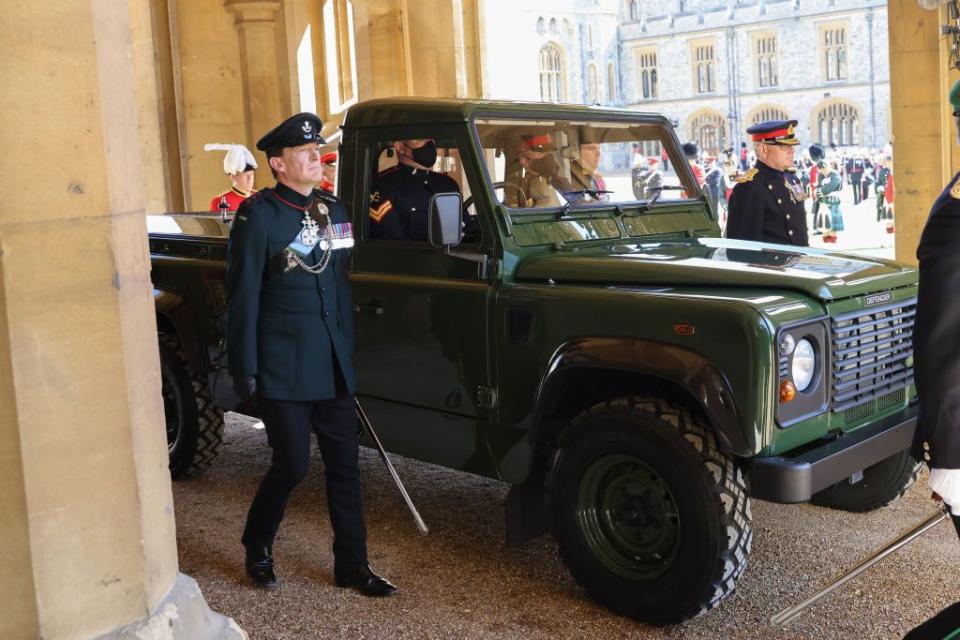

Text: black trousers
xmin=241 ymin=375 xmax=367 ymax=571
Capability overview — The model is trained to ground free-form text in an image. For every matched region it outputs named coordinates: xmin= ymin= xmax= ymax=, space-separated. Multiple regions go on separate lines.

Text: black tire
xmin=548 ymin=397 xmax=752 ymax=624
xmin=160 ymin=334 xmax=224 ymax=479
xmin=809 ymin=450 xmax=921 ymax=512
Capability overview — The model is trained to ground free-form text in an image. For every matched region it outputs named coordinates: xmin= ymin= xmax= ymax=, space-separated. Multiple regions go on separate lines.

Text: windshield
xmin=474 ymin=118 xmax=698 ymax=210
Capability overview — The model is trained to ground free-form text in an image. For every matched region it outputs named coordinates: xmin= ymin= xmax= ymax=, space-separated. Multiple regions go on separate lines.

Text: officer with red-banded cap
xmin=320 ymin=151 xmax=337 ymax=194
xmin=725 ymin=119 xmax=808 ymax=246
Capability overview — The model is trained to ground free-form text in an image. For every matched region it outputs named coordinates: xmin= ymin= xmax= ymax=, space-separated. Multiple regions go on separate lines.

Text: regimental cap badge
xmin=256 ymin=112 xmax=325 ymax=151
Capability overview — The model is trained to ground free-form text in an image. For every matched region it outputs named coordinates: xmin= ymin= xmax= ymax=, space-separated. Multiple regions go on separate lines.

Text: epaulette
xmin=734 ymin=168 xmax=758 ymax=184
xmin=244 ymin=188 xmax=269 ymax=203
xmin=316 ymin=189 xmax=343 ymax=202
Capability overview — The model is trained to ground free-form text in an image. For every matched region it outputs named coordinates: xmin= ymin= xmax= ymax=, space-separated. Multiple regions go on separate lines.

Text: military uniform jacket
xmin=726 ymin=160 xmax=808 ymax=246
xmin=209 ymin=187 xmax=254 ymax=213
xmin=226 ymin=182 xmax=355 ymax=401
xmin=913 ymin=171 xmax=960 ymax=468
xmin=368 ymin=164 xmax=459 ymax=240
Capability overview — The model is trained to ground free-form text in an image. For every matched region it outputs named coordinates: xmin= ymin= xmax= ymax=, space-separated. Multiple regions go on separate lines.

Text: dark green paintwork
xmin=148 ymin=97 xmax=919 ymax=494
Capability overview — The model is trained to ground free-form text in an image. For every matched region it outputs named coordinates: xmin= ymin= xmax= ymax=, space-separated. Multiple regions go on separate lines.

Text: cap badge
xmin=302 ymin=120 xmax=313 ymax=133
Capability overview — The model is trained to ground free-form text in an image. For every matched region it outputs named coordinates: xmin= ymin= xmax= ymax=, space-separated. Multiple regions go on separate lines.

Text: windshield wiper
xmin=635 ymin=185 xmax=686 ymax=213
xmin=555 ymin=189 xmax=615 ymax=219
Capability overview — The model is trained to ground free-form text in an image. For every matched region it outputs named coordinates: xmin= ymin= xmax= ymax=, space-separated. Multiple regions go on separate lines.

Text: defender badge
xmin=864 ymin=291 xmax=893 ymax=307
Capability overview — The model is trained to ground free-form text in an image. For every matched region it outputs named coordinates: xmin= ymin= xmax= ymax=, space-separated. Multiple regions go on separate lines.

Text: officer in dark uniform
xmin=725 ymin=119 xmax=808 ymax=246
xmin=906 ymin=79 xmax=960 ymax=640
xmin=368 ymin=138 xmax=460 ymax=240
xmin=227 ymin=112 xmax=396 ymax=596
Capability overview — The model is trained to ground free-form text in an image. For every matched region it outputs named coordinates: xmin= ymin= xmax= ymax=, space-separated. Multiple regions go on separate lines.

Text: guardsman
xmin=368 ymin=138 xmax=459 ymax=240
xmin=906 ymin=78 xmax=960 ymax=639
xmin=725 ymin=119 xmax=808 ymax=246
xmin=205 ymin=143 xmax=258 ymax=213
xmin=227 ymin=112 xmax=396 ymax=597
xmin=320 ymin=151 xmax=337 ymax=194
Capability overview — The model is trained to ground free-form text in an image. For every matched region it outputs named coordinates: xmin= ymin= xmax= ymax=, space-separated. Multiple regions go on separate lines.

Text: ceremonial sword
xmin=770 ymin=505 xmax=951 ymax=627
xmin=355 ymin=398 xmax=430 ymax=535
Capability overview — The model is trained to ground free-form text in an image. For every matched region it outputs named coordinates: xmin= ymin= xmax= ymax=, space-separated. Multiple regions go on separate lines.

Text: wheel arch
xmin=154 ymin=288 xmax=207 ymax=374
xmin=533 ymin=338 xmax=748 ymax=457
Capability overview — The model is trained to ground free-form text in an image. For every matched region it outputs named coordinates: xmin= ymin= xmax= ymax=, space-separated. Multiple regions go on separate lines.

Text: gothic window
xmin=823 ymin=26 xmax=848 ymax=81
xmin=629 ymin=0 xmax=640 ymax=20
xmin=636 ymin=49 xmax=658 ymax=100
xmin=694 ymin=44 xmax=715 ymax=94
xmin=549 ymin=17 xmax=558 ymax=33
xmin=756 ymin=35 xmax=778 ymax=88
xmin=689 ymin=110 xmax=727 ymax=158
xmin=749 ymin=106 xmax=789 ymax=126
xmin=587 ymin=64 xmax=599 ymax=103
xmin=815 ymin=102 xmax=859 ymax=146
xmin=539 ymin=43 xmax=566 ymax=103
xmin=537 ymin=17 xmax=545 ymax=35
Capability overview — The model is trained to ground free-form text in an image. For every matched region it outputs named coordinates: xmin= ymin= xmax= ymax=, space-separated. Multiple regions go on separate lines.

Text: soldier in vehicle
xmin=515 ymin=134 xmax=571 ymax=208
xmin=368 ymin=138 xmax=460 ymax=240
xmin=725 ymin=119 xmax=808 ymax=246
xmin=205 ymin=143 xmax=258 ymax=213
xmin=570 ymin=133 xmax=608 ymax=202
xmin=227 ymin=112 xmax=396 ymax=597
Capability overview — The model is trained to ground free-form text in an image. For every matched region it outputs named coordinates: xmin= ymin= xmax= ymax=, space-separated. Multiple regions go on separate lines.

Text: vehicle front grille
xmin=831 ymin=299 xmax=915 ymax=414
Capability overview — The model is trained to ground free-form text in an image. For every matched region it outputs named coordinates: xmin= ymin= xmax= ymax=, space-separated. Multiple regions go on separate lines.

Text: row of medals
xmin=285 ymin=200 xmax=331 ymax=272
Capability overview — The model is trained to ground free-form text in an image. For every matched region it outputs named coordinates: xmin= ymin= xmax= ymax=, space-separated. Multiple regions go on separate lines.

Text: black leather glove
xmin=234 ymin=375 xmax=258 ymax=405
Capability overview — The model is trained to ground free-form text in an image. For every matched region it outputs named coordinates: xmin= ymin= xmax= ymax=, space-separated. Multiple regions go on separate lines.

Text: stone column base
xmin=95 ymin=574 xmax=247 ymax=640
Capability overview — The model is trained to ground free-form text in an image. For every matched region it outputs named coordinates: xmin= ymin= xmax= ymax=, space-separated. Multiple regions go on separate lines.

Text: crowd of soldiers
xmin=631 ymin=139 xmax=897 ymax=245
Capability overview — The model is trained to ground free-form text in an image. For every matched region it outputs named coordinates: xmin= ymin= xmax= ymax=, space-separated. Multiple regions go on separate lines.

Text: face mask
xmin=530 ymin=154 xmax=559 ymax=177
xmin=411 ymin=141 xmax=437 ymax=168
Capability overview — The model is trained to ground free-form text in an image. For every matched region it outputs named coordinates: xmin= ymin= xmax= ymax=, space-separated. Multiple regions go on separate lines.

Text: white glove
xmin=928 ymin=467 xmax=960 ymax=515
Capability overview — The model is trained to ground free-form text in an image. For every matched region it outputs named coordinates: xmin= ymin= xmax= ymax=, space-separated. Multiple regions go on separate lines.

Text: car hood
xmin=513 ymin=237 xmax=917 ymax=301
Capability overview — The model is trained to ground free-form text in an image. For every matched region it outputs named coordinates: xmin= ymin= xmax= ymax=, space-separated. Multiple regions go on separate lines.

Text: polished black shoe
xmin=244 ymin=546 xmax=278 ymax=589
xmin=334 ymin=565 xmax=397 ymax=597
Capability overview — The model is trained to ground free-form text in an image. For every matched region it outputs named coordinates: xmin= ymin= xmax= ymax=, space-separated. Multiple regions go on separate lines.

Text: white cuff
xmin=928 ymin=468 xmax=960 ymax=515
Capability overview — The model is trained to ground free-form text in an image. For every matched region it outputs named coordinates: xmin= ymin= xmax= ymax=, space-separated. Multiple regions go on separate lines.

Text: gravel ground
xmin=173 ymin=413 xmax=960 ymax=640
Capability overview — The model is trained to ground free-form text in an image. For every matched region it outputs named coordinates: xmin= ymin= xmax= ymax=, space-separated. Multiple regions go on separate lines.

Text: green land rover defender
xmin=149 ymin=98 xmax=920 ymax=624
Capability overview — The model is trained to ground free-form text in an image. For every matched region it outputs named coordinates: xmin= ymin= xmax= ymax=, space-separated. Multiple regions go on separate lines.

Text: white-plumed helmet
xmin=203 ymin=143 xmax=258 ymax=175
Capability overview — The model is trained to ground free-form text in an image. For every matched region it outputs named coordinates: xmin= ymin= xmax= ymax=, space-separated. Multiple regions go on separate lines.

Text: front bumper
xmin=750 ymin=406 xmax=917 ymax=503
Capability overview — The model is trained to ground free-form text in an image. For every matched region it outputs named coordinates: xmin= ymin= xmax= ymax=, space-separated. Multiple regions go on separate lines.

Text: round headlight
xmin=791 ymin=339 xmax=816 ymax=392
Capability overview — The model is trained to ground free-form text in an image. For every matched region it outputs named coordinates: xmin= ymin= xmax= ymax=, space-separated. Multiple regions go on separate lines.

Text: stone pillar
xmin=399 ymin=0 xmax=480 ymax=98
xmin=889 ymin=0 xmax=958 ymax=264
xmin=225 ymin=0 xmax=285 ymax=146
xmin=0 ymin=1 xmax=242 ymax=638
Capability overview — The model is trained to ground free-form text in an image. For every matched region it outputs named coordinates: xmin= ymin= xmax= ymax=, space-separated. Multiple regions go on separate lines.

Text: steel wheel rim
xmin=576 ymin=453 xmax=681 ymax=580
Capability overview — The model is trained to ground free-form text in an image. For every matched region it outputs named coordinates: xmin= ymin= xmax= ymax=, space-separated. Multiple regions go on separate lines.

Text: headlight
xmin=792 ymin=338 xmax=816 ymax=392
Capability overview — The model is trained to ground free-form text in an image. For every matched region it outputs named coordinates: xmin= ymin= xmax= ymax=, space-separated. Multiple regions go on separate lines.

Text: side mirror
xmin=428 ymin=192 xmax=463 ymax=247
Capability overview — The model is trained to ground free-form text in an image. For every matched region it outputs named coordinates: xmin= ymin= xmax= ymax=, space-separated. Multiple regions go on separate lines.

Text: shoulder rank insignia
xmin=734 ymin=168 xmax=758 ymax=184
xmin=950 ymin=179 xmax=960 ymax=200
